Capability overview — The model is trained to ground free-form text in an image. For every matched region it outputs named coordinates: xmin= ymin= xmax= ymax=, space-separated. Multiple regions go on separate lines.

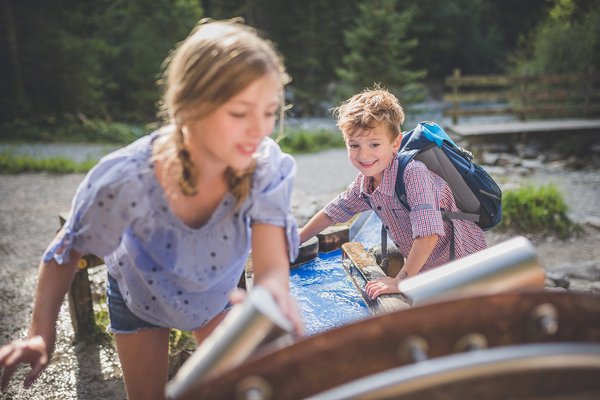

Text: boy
xmin=298 ymin=87 xmax=487 ymax=299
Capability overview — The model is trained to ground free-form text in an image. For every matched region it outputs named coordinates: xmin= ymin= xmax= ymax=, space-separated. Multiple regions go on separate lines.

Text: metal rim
xmin=308 ymin=343 xmax=600 ymax=400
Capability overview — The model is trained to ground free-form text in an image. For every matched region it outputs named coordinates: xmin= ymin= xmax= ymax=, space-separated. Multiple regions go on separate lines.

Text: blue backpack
xmin=379 ymin=121 xmax=501 ymax=265
xmin=395 ymin=121 xmax=502 ymax=230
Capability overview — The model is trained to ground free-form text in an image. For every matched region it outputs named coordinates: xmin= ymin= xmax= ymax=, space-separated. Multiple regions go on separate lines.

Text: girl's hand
xmin=365 ymin=276 xmax=404 ymax=299
xmin=0 ymin=335 xmax=50 ymax=391
xmin=258 ymin=277 xmax=305 ymax=338
xmin=229 ymin=283 xmax=304 ymax=337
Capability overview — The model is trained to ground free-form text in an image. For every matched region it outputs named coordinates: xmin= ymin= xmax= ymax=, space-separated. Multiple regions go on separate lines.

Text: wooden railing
xmin=444 ymin=69 xmax=600 ymax=124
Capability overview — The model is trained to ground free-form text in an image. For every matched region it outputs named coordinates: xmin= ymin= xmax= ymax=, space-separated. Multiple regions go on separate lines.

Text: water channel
xmin=290 ymin=211 xmax=383 ymax=336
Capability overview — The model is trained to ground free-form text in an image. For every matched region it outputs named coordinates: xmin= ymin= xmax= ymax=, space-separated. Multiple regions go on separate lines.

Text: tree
xmin=511 ymin=0 xmax=600 ymax=75
xmin=0 ymin=0 xmax=28 ymax=119
xmin=404 ymin=0 xmax=550 ymax=80
xmin=94 ymin=0 xmax=203 ymax=121
xmin=336 ymin=0 xmax=425 ymax=103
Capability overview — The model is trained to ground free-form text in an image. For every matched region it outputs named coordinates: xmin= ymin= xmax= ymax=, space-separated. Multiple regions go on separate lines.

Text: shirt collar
xmin=360 ymin=154 xmax=398 ymax=197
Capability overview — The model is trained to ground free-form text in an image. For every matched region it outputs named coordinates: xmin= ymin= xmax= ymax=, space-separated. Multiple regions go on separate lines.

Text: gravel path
xmin=1 ymin=149 xmax=599 ymax=399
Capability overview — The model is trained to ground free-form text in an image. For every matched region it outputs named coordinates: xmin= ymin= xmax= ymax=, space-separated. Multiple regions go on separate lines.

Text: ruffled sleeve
xmin=247 ymin=138 xmax=299 ymax=262
xmin=44 ymin=148 xmax=150 ymax=265
xmin=404 ymin=160 xmax=445 ymax=238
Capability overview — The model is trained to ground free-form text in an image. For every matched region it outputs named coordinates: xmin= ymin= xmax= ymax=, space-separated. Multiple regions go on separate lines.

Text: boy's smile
xmin=344 ymin=123 xmax=401 ymax=188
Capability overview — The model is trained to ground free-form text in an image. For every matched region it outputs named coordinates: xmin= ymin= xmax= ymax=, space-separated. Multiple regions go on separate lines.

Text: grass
xmin=276 ymin=128 xmax=344 ymax=154
xmin=0 ymin=152 xmax=97 ymax=173
xmin=499 ymin=183 xmax=578 ymax=238
xmin=0 ymin=127 xmax=344 ymax=174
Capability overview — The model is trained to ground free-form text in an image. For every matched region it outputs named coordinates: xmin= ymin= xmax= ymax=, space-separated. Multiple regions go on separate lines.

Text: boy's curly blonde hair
xmin=332 ymin=86 xmax=405 ymax=140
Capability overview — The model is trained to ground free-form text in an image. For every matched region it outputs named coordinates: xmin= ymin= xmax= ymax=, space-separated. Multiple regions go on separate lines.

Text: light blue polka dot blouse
xmin=44 ymin=130 xmax=299 ymax=330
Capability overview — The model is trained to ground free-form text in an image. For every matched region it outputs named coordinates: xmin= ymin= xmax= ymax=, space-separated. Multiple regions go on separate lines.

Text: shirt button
xmin=377 ymin=206 xmax=382 ymax=210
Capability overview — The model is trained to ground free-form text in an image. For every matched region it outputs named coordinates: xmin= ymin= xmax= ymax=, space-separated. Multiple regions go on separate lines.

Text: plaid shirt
xmin=324 ymin=156 xmax=487 ymax=271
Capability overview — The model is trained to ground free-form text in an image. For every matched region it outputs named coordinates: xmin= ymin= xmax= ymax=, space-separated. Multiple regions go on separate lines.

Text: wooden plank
xmin=341 ymin=242 xmax=409 ymax=314
xmin=445 ymin=74 xmax=514 ymax=87
xmin=446 ymin=118 xmax=600 ymax=137
xmin=317 ymin=225 xmax=349 ymax=253
xmin=292 ymin=236 xmax=319 ymax=266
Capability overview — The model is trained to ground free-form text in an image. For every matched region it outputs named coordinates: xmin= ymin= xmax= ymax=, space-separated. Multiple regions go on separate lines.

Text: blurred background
xmin=1 ymin=0 xmax=599 ymax=145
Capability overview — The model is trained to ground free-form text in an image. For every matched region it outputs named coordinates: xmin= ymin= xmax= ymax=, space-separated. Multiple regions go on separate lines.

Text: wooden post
xmin=58 ymin=213 xmax=98 ymax=338
xmin=583 ymin=67 xmax=592 ymax=117
xmin=451 ymin=68 xmax=461 ymax=124
xmin=519 ymin=74 xmax=529 ymax=121
xmin=68 ymin=266 xmax=97 ymax=338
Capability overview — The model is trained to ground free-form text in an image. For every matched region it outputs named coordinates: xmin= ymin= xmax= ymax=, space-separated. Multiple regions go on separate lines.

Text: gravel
xmin=1 ymin=148 xmax=599 ymax=399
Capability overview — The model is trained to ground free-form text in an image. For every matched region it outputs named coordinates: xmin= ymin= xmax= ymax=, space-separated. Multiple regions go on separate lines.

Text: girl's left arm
xmin=251 ymin=223 xmax=304 ymax=336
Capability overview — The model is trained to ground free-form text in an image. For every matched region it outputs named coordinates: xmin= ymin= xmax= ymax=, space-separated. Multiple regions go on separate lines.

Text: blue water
xmin=351 ymin=211 xmax=383 ymax=248
xmin=290 ymin=211 xmax=386 ymax=336
xmin=290 ymin=249 xmax=371 ymax=336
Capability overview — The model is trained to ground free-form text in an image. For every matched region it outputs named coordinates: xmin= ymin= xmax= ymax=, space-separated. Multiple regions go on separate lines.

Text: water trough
xmin=166 ymin=211 xmax=600 ymax=400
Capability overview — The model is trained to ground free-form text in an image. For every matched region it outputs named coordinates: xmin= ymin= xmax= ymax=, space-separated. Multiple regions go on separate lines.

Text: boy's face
xmin=344 ymin=123 xmax=401 ymax=186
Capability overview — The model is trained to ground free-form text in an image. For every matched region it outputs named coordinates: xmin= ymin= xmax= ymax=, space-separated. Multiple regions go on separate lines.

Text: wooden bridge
xmin=442 ymin=69 xmax=600 ymax=148
xmin=446 ymin=118 xmax=600 ymax=141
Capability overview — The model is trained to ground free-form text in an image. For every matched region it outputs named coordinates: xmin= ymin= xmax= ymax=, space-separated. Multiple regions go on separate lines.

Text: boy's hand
xmin=365 ymin=276 xmax=404 ymax=299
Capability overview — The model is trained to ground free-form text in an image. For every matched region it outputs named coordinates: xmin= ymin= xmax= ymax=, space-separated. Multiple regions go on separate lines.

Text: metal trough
xmin=170 ymin=290 xmax=600 ymax=400
xmin=166 ymin=211 xmax=599 ymax=400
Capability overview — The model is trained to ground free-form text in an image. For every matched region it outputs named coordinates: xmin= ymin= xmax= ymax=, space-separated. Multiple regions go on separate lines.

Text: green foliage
xmin=511 ymin=0 xmax=600 ymax=74
xmin=336 ymin=0 xmax=426 ymax=103
xmin=169 ymin=329 xmax=197 ymax=354
xmin=93 ymin=291 xmax=196 ymax=352
xmin=1 ymin=0 xmax=202 ymax=123
xmin=500 ymin=184 xmax=576 ymax=237
xmin=276 ymin=128 xmax=344 ymax=154
xmin=0 ymin=126 xmax=343 ymax=174
xmin=1 ymin=117 xmax=147 ymax=144
xmin=0 ymin=0 xmax=566 ymax=123
xmin=93 ymin=296 xmax=111 ymax=341
xmin=0 ymin=152 xmax=97 ymax=174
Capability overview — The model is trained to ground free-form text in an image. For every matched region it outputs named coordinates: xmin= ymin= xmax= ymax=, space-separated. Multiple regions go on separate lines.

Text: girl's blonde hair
xmin=155 ymin=18 xmax=289 ymax=203
xmin=332 ymin=85 xmax=405 ymax=140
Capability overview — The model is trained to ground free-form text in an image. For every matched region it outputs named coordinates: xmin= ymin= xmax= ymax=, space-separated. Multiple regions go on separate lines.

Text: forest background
xmin=1 ymin=0 xmax=600 ymax=142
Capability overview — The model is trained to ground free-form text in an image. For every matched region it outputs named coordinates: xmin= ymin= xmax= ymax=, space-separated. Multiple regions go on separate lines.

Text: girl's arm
xmin=0 ymin=232 xmax=81 ymax=390
xmin=365 ymin=234 xmax=439 ymax=299
xmin=298 ymin=210 xmax=334 ymax=244
xmin=251 ymin=223 xmax=304 ymax=336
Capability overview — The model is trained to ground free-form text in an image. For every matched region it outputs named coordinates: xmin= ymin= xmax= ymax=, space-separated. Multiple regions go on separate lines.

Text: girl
xmin=0 ymin=19 xmax=302 ymax=400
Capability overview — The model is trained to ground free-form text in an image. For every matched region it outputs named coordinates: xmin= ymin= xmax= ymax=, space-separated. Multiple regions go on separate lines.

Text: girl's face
xmin=184 ymin=73 xmax=280 ymax=172
xmin=344 ymin=123 xmax=401 ymax=187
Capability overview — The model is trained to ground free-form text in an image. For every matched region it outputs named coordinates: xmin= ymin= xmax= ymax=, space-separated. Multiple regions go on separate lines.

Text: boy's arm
xmin=398 ymin=234 xmax=439 ymax=278
xmin=298 ymin=210 xmax=334 ymax=244
xmin=365 ymin=234 xmax=439 ymax=299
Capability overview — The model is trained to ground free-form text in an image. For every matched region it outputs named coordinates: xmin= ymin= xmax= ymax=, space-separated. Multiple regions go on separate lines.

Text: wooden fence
xmin=444 ymin=69 xmax=600 ymax=124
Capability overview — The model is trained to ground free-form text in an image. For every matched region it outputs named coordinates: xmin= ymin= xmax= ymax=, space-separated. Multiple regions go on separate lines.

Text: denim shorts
xmin=106 ymin=273 xmax=162 ymax=334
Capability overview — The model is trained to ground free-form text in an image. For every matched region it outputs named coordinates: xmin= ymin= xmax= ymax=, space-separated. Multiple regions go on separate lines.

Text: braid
xmin=175 ymin=127 xmax=198 ymax=196
xmin=225 ymin=163 xmax=256 ymax=207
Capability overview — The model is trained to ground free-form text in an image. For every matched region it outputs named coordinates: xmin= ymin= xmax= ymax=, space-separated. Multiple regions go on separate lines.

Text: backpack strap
xmin=441 ymin=210 xmax=480 ymax=223
xmin=441 ymin=211 xmax=456 ymax=260
xmin=394 ymin=148 xmax=419 ymax=211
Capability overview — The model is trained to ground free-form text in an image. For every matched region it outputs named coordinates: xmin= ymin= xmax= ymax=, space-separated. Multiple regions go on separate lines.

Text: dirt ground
xmin=1 ymin=149 xmax=600 ymax=399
